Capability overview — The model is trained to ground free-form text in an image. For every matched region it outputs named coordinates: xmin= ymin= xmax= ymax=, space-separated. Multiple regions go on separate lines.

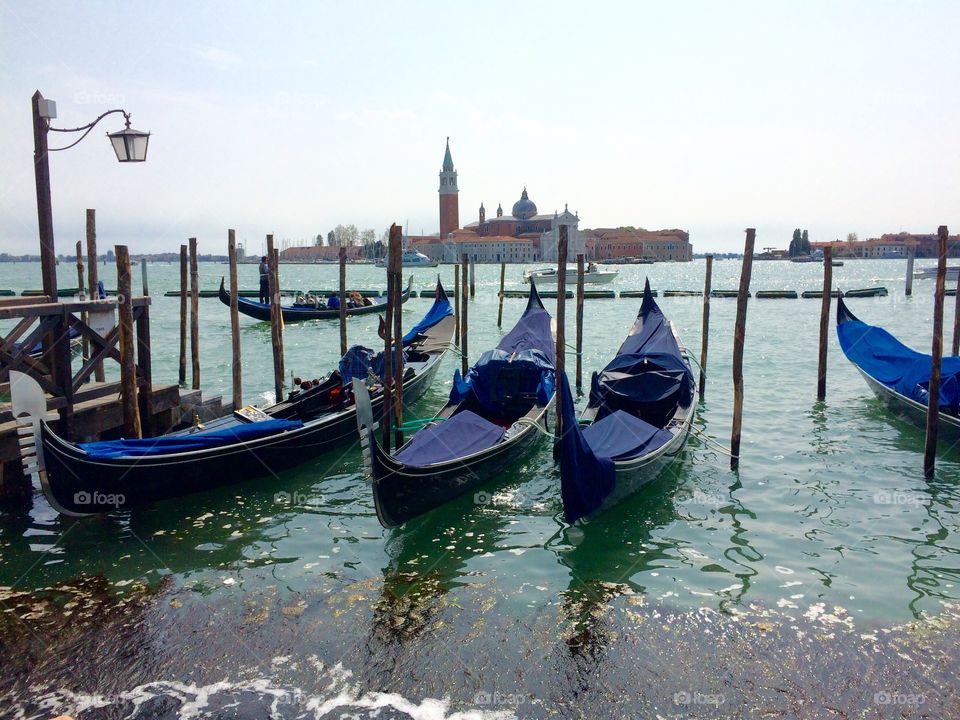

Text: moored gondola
xmin=218 ymin=276 xmax=412 ymax=322
xmin=557 ymin=279 xmax=697 ymax=524
xmin=355 ymin=284 xmax=557 ymax=528
xmin=11 ymin=280 xmax=455 ymax=516
xmin=836 ymin=295 xmax=960 ymax=444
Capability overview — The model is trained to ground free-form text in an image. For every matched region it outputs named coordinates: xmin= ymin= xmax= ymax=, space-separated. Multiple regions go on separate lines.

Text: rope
xmin=514 ymin=416 xmax=555 ymax=439
xmin=688 ymin=424 xmax=738 ymax=458
xmin=397 ymin=416 xmax=444 ymax=431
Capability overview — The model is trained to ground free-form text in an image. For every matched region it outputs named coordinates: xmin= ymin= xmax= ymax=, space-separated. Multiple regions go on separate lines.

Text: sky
xmin=1 ymin=0 xmax=958 ymax=256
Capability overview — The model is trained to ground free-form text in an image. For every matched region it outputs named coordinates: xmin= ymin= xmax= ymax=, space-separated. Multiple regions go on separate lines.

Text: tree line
xmin=789 ymin=228 xmax=810 ymax=257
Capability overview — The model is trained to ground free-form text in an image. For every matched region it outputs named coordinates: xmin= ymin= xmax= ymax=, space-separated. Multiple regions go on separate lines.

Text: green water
xmin=0 ymin=257 xmax=957 ymax=627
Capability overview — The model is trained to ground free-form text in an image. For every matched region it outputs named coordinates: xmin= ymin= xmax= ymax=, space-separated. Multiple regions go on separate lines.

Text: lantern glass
xmin=108 ymin=127 xmax=150 ymax=162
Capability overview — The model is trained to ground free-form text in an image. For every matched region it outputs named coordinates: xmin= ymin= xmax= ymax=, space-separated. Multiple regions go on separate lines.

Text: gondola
xmin=218 ymin=276 xmax=412 ymax=322
xmin=11 ymin=280 xmax=455 ymax=516
xmin=557 ymin=279 xmax=697 ymax=524
xmin=355 ymin=283 xmax=557 ymax=528
xmin=836 ymin=295 xmax=960 ymax=444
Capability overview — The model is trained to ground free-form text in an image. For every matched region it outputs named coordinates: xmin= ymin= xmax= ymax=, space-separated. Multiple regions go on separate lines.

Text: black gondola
xmin=836 ymin=295 xmax=960 ymax=444
xmin=11 ymin=281 xmax=455 ymax=516
xmin=354 ymin=284 xmax=556 ymax=528
xmin=218 ymin=276 xmax=412 ymax=322
xmin=556 ymin=279 xmax=697 ymax=524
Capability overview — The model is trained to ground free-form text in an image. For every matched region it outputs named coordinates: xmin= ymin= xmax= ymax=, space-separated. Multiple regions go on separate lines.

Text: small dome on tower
xmin=511 ymin=188 xmax=537 ymax=220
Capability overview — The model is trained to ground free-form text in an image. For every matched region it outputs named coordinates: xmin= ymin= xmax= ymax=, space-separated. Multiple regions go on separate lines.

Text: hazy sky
xmin=2 ymin=1 xmax=958 ymax=255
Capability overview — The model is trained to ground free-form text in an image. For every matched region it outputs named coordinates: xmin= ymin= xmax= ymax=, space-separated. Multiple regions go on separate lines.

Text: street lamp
xmin=32 ymin=89 xmax=151 ymax=299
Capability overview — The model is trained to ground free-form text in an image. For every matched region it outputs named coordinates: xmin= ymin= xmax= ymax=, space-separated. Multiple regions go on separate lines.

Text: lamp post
xmin=31 ymin=89 xmax=150 ymax=299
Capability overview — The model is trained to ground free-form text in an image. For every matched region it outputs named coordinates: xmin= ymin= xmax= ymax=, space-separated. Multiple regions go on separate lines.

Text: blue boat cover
xmin=394 ymin=410 xmax=505 ymax=466
xmin=402 ymin=284 xmax=452 ymax=345
xmin=557 ymin=372 xmax=615 ymax=524
xmin=78 ymin=418 xmax=304 ymax=459
xmin=838 ymin=316 xmax=960 ymax=413
xmin=581 ymin=410 xmax=673 ymax=460
xmin=448 ymin=286 xmax=556 ymax=415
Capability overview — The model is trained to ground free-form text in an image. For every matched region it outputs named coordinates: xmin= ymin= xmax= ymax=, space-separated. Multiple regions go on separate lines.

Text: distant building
xmin=581 ymin=228 xmax=692 ymax=262
xmin=279 ymin=245 xmax=364 ymax=263
xmin=811 ymin=232 xmax=960 ymax=259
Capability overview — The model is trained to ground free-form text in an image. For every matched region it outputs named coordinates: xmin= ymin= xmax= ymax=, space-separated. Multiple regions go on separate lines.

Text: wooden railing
xmin=0 ymin=295 xmax=153 ymax=438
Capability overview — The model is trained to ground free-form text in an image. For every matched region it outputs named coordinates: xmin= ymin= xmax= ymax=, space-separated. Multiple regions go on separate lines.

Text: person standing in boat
xmin=258 ymin=256 xmax=270 ymax=304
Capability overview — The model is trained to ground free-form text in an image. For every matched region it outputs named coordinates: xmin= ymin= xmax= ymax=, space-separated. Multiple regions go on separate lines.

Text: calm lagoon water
xmin=1 ymin=258 xmax=958 ymax=718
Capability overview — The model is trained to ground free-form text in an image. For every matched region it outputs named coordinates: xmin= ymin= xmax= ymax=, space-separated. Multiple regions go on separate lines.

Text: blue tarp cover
xmin=557 ymin=372 xmax=615 ymax=524
xmin=581 ymin=410 xmax=673 ymax=460
xmin=838 ymin=317 xmax=960 ymax=412
xmin=394 ymin=410 xmax=505 ymax=466
xmin=78 ymin=418 xmax=304 ymax=459
xmin=402 ymin=288 xmax=452 ymax=344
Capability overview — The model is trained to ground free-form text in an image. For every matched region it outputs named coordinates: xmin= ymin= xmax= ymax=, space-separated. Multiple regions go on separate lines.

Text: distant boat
xmin=790 ymin=255 xmax=817 ymax=263
xmin=913 ymin=266 xmax=960 ymax=281
xmin=831 ymin=260 xmax=844 ymax=267
xmin=604 ymin=256 xmax=654 ymax=265
xmin=375 ymin=251 xmax=438 ymax=268
xmin=523 ymin=263 xmax=618 ymax=285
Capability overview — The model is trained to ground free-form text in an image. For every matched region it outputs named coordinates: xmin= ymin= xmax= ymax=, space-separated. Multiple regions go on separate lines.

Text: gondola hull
xmin=366 ymin=402 xmax=553 ymax=528
xmin=218 ymin=278 xmax=410 ymax=322
xmin=36 ymin=357 xmax=444 ymax=516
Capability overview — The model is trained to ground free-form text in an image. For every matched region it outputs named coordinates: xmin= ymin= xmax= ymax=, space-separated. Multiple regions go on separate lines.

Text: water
xmin=1 ymin=258 xmax=958 ymax=718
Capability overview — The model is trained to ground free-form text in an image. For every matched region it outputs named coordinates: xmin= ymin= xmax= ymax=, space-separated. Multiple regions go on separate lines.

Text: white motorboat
xmin=523 ymin=263 xmax=618 ymax=285
xmin=376 ymin=251 xmax=438 ymax=268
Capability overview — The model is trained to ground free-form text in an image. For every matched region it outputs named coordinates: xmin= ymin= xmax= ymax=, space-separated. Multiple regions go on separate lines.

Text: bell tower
xmin=439 ymin=137 xmax=460 ymax=239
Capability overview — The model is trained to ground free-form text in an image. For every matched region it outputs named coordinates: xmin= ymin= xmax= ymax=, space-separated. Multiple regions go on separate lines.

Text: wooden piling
xmin=75 ymin=240 xmax=89 ymax=366
xmin=924 ymin=225 xmax=949 ymax=478
xmin=382 ymin=225 xmax=400 ymax=451
xmin=575 ymin=253 xmax=585 ymax=394
xmin=454 ymin=264 xmax=461 ymax=345
xmin=392 ymin=236 xmax=405 ymax=449
xmin=469 ymin=259 xmax=476 ymax=298
xmin=189 ymin=237 xmax=200 ymax=390
xmin=267 ymin=236 xmax=284 ymax=402
xmin=228 ymin=229 xmax=242 ymax=410
xmin=730 ymin=228 xmax=756 ymax=470
xmin=178 ymin=244 xmax=187 ymax=387
xmin=339 ymin=246 xmax=348 ymax=356
xmin=555 ymin=226 xmax=569 ymax=439
xmin=115 ymin=245 xmax=141 ymax=438
xmin=817 ymin=246 xmax=833 ymax=401
xmin=497 ymin=262 xmax=506 ymax=328
xmin=140 ymin=259 xmax=149 ymax=296
xmin=86 ymin=209 xmax=104 ymax=381
xmin=905 ymin=247 xmax=915 ymax=297
xmin=461 ymin=253 xmax=469 ymax=377
xmin=698 ymin=254 xmax=713 ymax=399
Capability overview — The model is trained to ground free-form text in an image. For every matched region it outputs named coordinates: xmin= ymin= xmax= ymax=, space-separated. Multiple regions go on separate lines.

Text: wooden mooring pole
xmin=116 ymin=245 xmax=141 ymax=438
xmin=75 ymin=240 xmax=89 ymax=366
xmin=555 ymin=226 xmax=569 ymax=439
xmin=497 ymin=262 xmax=506 ymax=328
xmin=228 ymin=229 xmax=242 ymax=410
xmin=454 ymin=264 xmax=461 ymax=345
xmin=905 ymin=247 xmax=915 ymax=297
xmin=189 ymin=237 xmax=200 ymax=390
xmin=339 ymin=246 xmax=348 ymax=356
xmin=178 ymin=244 xmax=187 ymax=387
xmin=461 ymin=252 xmax=469 ymax=377
xmin=469 ymin=258 xmax=476 ymax=298
xmin=382 ymin=225 xmax=401 ymax=451
xmin=698 ymin=254 xmax=713 ymax=399
xmin=924 ymin=225 xmax=949 ymax=479
xmin=392 ymin=243 xmax=404 ymax=449
xmin=86 ymin=208 xmax=104 ymax=381
xmin=730 ymin=228 xmax=756 ymax=470
xmin=140 ymin=259 xmax=149 ymax=296
xmin=575 ymin=253 xmax=585 ymax=394
xmin=952 ymin=267 xmax=960 ymax=357
xmin=267 ymin=236 xmax=284 ymax=402
xmin=817 ymin=246 xmax=833 ymax=401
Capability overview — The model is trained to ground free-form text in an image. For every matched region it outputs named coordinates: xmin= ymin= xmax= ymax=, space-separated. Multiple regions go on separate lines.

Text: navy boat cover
xmin=402 ymin=283 xmax=452 ymax=344
xmin=78 ymin=418 xmax=304 ymax=459
xmin=394 ymin=410 xmax=506 ymax=466
xmin=838 ymin=310 xmax=960 ymax=413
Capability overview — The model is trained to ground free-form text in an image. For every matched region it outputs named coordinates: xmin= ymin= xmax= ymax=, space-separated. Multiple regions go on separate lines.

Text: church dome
xmin=511 ymin=188 xmax=537 ymax=220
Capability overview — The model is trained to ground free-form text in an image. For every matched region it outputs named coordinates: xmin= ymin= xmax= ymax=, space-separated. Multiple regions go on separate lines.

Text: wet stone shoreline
xmin=2 ymin=574 xmax=958 ymax=719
